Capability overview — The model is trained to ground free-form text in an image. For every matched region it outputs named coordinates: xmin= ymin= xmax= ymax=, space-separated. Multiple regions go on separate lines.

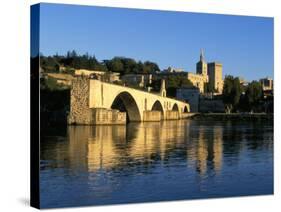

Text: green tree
xmin=105 ymin=57 xmax=124 ymax=74
xmin=245 ymin=81 xmax=263 ymax=112
xmin=165 ymin=75 xmax=193 ymax=97
xmin=40 ymin=55 xmax=60 ymax=72
xmin=142 ymin=61 xmax=160 ymax=74
xmin=40 ymin=51 xmax=161 ymax=76
xmin=222 ymin=75 xmax=242 ymax=113
xmin=204 ymin=82 xmax=216 ymax=93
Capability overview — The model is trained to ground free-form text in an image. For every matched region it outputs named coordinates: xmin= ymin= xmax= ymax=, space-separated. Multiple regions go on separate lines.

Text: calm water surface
xmin=40 ymin=119 xmax=273 ymax=208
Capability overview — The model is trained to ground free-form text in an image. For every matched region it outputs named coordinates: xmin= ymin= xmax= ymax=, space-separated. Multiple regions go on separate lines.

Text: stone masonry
xmin=68 ymin=77 xmax=126 ymax=125
xmin=68 ymin=77 xmax=93 ymax=125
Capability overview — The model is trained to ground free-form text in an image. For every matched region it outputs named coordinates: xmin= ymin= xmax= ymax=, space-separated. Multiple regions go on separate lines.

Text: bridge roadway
xmin=68 ymin=77 xmax=190 ymax=125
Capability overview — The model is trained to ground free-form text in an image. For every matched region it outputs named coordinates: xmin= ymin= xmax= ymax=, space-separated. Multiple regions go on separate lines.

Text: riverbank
xmin=189 ymin=113 xmax=273 ymax=121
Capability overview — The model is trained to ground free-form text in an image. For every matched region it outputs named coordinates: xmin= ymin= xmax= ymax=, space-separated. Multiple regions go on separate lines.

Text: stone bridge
xmin=68 ymin=77 xmax=190 ymax=125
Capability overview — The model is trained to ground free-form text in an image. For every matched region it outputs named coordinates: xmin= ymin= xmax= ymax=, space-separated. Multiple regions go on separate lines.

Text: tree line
xmin=40 ymin=50 xmax=160 ymax=75
xmin=222 ymin=75 xmax=273 ymax=113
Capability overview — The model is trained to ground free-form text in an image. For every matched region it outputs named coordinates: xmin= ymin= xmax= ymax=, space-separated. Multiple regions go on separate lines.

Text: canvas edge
xmin=30 ymin=3 xmax=40 ymax=209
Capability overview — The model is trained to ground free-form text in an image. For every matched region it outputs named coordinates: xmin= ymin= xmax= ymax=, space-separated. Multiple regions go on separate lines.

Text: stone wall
xmin=165 ymin=111 xmax=179 ymax=120
xmin=186 ymin=72 xmax=208 ymax=93
xmin=92 ymin=108 xmax=126 ymax=125
xmin=199 ymin=99 xmax=225 ymax=113
xmin=68 ymin=77 xmax=126 ymax=125
xmin=68 ymin=77 xmax=93 ymax=125
xmin=176 ymin=88 xmax=199 ymax=112
xmin=143 ymin=111 xmax=161 ymax=121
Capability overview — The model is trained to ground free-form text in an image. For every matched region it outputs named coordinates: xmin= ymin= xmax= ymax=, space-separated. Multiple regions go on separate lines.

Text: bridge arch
xmin=111 ymin=91 xmax=141 ymax=122
xmin=172 ymin=103 xmax=179 ymax=112
xmin=183 ymin=105 xmax=188 ymax=113
xmin=151 ymin=100 xmax=164 ymax=119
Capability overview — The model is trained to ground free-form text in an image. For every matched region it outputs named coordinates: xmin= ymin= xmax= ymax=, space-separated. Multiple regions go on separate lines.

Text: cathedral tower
xmin=196 ymin=49 xmax=208 ymax=76
xmin=207 ymin=62 xmax=223 ymax=94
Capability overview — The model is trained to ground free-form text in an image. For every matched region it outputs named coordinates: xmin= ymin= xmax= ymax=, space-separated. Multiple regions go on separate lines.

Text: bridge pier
xmin=68 ymin=108 xmax=126 ymax=125
xmin=143 ymin=111 xmax=162 ymax=121
xmin=165 ymin=111 xmax=180 ymax=120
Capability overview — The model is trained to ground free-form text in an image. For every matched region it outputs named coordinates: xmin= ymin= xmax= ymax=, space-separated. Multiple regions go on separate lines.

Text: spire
xmin=200 ymin=49 xmax=204 ymax=62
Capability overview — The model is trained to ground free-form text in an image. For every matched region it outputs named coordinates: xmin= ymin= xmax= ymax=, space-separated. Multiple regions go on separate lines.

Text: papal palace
xmin=161 ymin=50 xmax=224 ymax=94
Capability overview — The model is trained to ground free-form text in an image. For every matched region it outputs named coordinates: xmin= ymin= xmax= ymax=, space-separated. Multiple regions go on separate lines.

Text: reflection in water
xmin=40 ymin=119 xmax=273 ymax=208
xmin=66 ymin=121 xmax=223 ymax=176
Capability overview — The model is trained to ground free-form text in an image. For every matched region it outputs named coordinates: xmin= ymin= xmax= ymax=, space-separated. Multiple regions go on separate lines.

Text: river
xmin=40 ymin=119 xmax=273 ymax=208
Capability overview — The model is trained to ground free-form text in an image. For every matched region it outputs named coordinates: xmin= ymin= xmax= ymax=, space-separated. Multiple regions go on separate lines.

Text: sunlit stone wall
xmin=68 ymin=77 xmax=93 ymax=125
xmin=143 ymin=111 xmax=162 ymax=121
xmin=165 ymin=111 xmax=179 ymax=120
xmin=92 ymin=108 xmax=126 ymax=125
xmin=68 ymin=78 xmax=126 ymax=125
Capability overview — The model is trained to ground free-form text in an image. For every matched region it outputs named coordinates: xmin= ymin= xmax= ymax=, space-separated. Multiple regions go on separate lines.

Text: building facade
xmin=196 ymin=49 xmax=208 ymax=76
xmin=260 ymin=77 xmax=273 ymax=91
xmin=163 ymin=67 xmax=184 ymax=73
xmin=75 ymin=69 xmax=120 ymax=82
xmin=186 ymin=72 xmax=208 ymax=93
xmin=189 ymin=50 xmax=224 ymax=94
xmin=176 ymin=87 xmax=200 ymax=112
xmin=157 ymin=50 xmax=211 ymax=94
xmin=207 ymin=62 xmax=224 ymax=94
xmin=121 ymin=74 xmax=153 ymax=88
xmin=185 ymin=49 xmax=209 ymax=93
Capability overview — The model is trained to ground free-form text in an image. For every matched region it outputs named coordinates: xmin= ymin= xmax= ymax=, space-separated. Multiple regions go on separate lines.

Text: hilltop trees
xmin=103 ymin=57 xmax=160 ymax=75
xmin=40 ymin=56 xmax=60 ymax=73
xmin=40 ymin=51 xmax=160 ymax=75
xmin=40 ymin=50 xmax=107 ymax=72
xmin=142 ymin=61 xmax=160 ymax=74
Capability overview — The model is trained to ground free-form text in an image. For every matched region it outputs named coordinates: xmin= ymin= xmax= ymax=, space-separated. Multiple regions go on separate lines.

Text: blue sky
xmin=39 ymin=3 xmax=273 ymax=81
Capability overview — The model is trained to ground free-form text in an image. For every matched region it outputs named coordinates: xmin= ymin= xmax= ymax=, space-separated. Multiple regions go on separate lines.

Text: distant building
xmin=196 ymin=49 xmax=208 ymax=76
xmin=155 ymin=71 xmax=207 ymax=94
xmin=176 ymin=87 xmax=199 ymax=112
xmin=106 ymin=72 xmax=120 ymax=82
xmin=186 ymin=49 xmax=209 ymax=93
xmin=260 ymin=77 xmax=273 ymax=91
xmin=238 ymin=77 xmax=248 ymax=86
xmin=45 ymin=73 xmax=75 ymax=86
xmin=75 ymin=69 xmax=120 ymax=82
xmin=75 ymin=69 xmax=105 ymax=76
xmin=163 ymin=67 xmax=184 ymax=73
xmin=207 ymin=62 xmax=224 ymax=94
xmin=59 ymin=66 xmax=67 ymax=72
xmin=186 ymin=72 xmax=208 ymax=93
xmin=121 ymin=74 xmax=152 ymax=88
xmin=159 ymin=50 xmax=223 ymax=94
xmin=156 ymin=50 xmax=210 ymax=93
xmin=193 ymin=50 xmax=224 ymax=94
